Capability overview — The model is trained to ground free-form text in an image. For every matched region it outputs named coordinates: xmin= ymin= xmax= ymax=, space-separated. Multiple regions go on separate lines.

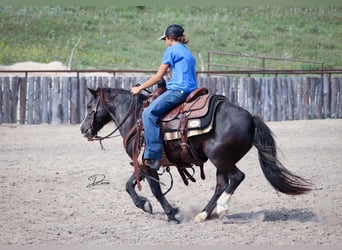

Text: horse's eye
xmin=87 ymin=104 xmax=92 ymax=110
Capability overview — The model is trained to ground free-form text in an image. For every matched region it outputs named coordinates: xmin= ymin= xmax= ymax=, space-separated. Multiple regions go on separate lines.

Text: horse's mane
xmin=99 ymin=87 xmax=149 ymax=106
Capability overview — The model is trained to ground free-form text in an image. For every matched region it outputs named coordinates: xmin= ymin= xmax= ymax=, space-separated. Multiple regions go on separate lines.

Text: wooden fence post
xmin=109 ymin=76 xmax=116 ymax=88
xmin=103 ymin=76 xmax=109 ymax=88
xmin=253 ymin=78 xmax=262 ymax=117
xmin=270 ymin=77 xmax=277 ymax=121
xmin=315 ymin=77 xmax=321 ymax=119
xmin=338 ymin=77 xmax=342 ymax=118
xmin=303 ymin=77 xmax=310 ymax=120
xmin=288 ymin=78 xmax=294 ymax=120
xmin=218 ymin=76 xmax=225 ymax=95
xmin=70 ymin=77 xmax=80 ymax=124
xmin=330 ymin=77 xmax=340 ymax=118
xmin=263 ymin=78 xmax=270 ymax=121
xmin=222 ymin=76 xmax=230 ymax=98
xmin=27 ymin=77 xmax=35 ymax=124
xmin=97 ymin=76 xmax=103 ymax=88
xmin=309 ymin=77 xmax=315 ymax=119
xmin=51 ymin=77 xmax=62 ymax=125
xmin=294 ymin=77 xmax=302 ymax=120
xmin=41 ymin=77 xmax=50 ymax=124
xmin=323 ymin=75 xmax=330 ymax=118
xmin=247 ymin=77 xmax=254 ymax=114
xmin=114 ymin=76 xmax=123 ymax=89
xmin=123 ymin=76 xmax=131 ymax=89
xmin=0 ymin=77 xmax=2 ymax=124
xmin=34 ymin=77 xmax=42 ymax=124
xmin=211 ymin=76 xmax=218 ymax=95
xmin=3 ymin=77 xmax=11 ymax=123
xmin=0 ymin=77 xmax=5 ymax=124
xmin=281 ymin=77 xmax=288 ymax=121
xmin=239 ymin=77 xmax=245 ymax=109
xmin=19 ymin=77 xmax=27 ymax=124
xmin=276 ymin=77 xmax=283 ymax=121
xmin=79 ymin=77 xmax=87 ymax=122
xmin=198 ymin=75 xmax=205 ymax=90
xmin=11 ymin=77 xmax=20 ymax=124
xmin=259 ymin=78 xmax=265 ymax=119
xmin=232 ymin=77 xmax=239 ymax=104
xmin=61 ymin=77 xmax=70 ymax=124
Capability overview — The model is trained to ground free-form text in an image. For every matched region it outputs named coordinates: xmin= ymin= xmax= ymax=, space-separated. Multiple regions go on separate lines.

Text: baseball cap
xmin=158 ymin=24 xmax=184 ymax=40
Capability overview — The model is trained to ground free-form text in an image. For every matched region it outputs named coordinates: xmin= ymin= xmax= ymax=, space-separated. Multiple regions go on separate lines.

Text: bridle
xmin=88 ymin=89 xmax=136 ymax=148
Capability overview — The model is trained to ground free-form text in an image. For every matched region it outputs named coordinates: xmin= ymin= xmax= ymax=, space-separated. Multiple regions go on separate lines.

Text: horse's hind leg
xmin=194 ymin=169 xmax=228 ymax=222
xmin=125 ymin=172 xmax=152 ymax=214
xmin=216 ymin=166 xmax=245 ymax=219
xmin=194 ymin=166 xmax=245 ymax=222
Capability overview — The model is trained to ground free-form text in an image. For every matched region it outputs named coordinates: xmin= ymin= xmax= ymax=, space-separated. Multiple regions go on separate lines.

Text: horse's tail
xmin=252 ymin=116 xmax=312 ymax=195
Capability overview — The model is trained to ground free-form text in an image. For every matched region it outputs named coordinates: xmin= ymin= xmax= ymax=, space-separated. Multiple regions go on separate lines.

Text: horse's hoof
xmin=194 ymin=211 xmax=208 ymax=222
xmin=168 ymin=218 xmax=180 ymax=224
xmin=167 ymin=208 xmax=180 ymax=223
xmin=141 ymin=200 xmax=152 ymax=214
xmin=218 ymin=210 xmax=227 ymax=220
xmin=216 ymin=205 xmax=228 ymax=220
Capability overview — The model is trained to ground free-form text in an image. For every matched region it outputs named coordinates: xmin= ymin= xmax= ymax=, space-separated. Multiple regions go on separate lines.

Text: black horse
xmin=80 ymin=87 xmax=312 ymax=223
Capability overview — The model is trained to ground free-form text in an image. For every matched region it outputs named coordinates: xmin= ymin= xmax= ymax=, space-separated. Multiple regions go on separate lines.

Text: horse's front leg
xmin=145 ymin=170 xmax=180 ymax=223
xmin=125 ymin=172 xmax=152 ymax=214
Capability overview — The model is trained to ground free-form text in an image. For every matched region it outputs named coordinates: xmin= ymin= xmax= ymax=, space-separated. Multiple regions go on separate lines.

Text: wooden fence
xmin=0 ymin=74 xmax=341 ymax=125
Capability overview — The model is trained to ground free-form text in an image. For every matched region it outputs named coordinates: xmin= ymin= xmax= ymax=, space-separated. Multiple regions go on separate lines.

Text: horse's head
xmin=80 ymin=88 xmax=113 ymax=140
xmin=80 ymin=87 xmax=148 ymax=140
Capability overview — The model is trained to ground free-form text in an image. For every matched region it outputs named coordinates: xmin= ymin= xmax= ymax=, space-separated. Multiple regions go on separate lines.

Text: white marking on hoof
xmin=194 ymin=211 xmax=208 ymax=223
xmin=216 ymin=193 xmax=232 ymax=219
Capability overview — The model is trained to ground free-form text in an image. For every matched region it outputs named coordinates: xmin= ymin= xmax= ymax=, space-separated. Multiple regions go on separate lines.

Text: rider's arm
xmin=131 ymin=64 xmax=169 ymax=95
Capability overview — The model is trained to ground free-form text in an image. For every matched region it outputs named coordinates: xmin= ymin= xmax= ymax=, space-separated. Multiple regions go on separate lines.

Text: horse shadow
xmin=222 ymin=208 xmax=319 ymax=224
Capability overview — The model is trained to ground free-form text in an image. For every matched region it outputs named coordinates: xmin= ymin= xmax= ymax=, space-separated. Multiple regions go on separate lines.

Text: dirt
xmin=0 ymin=119 xmax=341 ymax=245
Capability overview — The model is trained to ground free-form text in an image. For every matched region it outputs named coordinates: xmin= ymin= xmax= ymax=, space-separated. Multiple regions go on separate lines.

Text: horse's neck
xmin=113 ymin=93 xmax=143 ymax=138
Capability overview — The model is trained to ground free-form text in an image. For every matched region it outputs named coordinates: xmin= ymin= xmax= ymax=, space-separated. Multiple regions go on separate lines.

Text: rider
xmin=130 ymin=24 xmax=198 ymax=170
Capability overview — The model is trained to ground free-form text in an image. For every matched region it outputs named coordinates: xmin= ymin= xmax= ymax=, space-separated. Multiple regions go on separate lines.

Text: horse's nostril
xmin=80 ymin=126 xmax=90 ymax=135
xmin=80 ymin=127 xmax=85 ymax=134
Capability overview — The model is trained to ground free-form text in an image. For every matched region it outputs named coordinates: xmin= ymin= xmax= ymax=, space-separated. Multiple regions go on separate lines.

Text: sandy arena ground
xmin=0 ymin=119 xmax=341 ymax=245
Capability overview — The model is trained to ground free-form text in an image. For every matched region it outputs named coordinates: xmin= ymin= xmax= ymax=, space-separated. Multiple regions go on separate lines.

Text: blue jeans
xmin=142 ymin=89 xmax=189 ymax=160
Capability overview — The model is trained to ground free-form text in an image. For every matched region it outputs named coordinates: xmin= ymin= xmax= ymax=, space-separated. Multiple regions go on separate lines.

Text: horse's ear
xmin=87 ymin=88 xmax=97 ymax=97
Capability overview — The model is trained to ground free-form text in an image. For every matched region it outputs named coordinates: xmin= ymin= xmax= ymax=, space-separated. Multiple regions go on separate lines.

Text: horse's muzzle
xmin=80 ymin=127 xmax=97 ymax=141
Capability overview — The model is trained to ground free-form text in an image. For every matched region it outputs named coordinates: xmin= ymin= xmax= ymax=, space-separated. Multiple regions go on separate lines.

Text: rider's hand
xmin=130 ymin=86 xmax=142 ymax=95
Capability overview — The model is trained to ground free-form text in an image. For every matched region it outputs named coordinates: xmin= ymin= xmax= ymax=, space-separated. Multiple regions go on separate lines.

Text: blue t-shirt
xmin=161 ymin=43 xmax=198 ymax=93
